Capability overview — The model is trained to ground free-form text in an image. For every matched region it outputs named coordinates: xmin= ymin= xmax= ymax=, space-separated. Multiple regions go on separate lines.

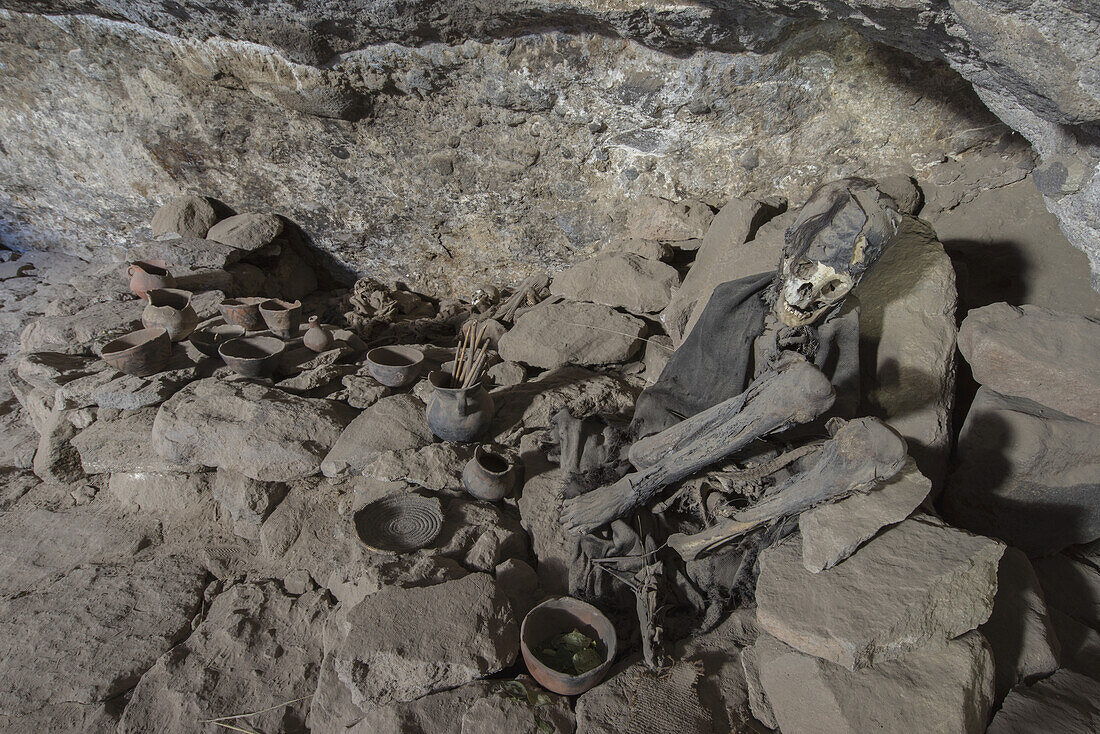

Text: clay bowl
xmin=218 ymin=297 xmax=267 ymax=331
xmin=365 ymin=345 xmax=425 ymax=388
xmin=101 ymin=327 xmax=172 ymax=377
xmin=218 ymin=335 xmax=286 ymax=378
xmin=259 ymin=298 xmax=303 ymax=339
xmin=521 ymin=597 xmax=617 ymax=696
xmin=189 ymin=323 xmax=246 ymax=357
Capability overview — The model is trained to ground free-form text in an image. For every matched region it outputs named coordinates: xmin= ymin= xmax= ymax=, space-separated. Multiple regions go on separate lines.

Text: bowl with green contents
xmin=520 ymin=597 xmax=617 ymax=695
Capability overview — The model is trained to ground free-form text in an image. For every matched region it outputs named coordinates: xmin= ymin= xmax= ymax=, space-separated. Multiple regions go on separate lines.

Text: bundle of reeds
xmin=453 ymin=321 xmax=490 ymax=388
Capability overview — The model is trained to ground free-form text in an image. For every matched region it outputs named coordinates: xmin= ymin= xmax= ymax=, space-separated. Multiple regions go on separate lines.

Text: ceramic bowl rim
xmin=367 ymin=345 xmax=426 ymax=369
xmin=218 ymin=334 xmax=287 ymax=361
xmin=102 ymin=327 xmax=170 ymax=356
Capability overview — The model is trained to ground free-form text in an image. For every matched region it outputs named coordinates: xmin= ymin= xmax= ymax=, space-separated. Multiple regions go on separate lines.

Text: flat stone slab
xmin=363 ymin=442 xmax=473 ymax=492
xmin=958 ymin=302 xmax=1100 ymax=424
xmin=988 ymin=668 xmax=1100 ymax=734
xmin=549 ymin=252 xmax=679 ymax=314
xmin=980 ymin=548 xmax=1061 ymax=703
xmin=942 ymin=386 xmax=1100 ymax=556
xmin=0 ymin=503 xmax=159 ymax=596
xmin=760 ymin=631 xmax=994 ymax=734
xmin=1031 ymin=553 xmax=1100 ymax=628
xmin=152 ymin=378 xmax=354 ymax=481
xmin=498 ymin=300 xmax=645 ymax=369
xmin=71 ymin=407 xmax=200 ymax=474
xmin=124 ymin=236 xmax=243 ymax=270
xmin=119 ymin=580 xmax=331 ymax=734
xmin=852 ymin=216 xmax=958 ymax=486
xmin=799 ymin=456 xmax=930 ymax=572
xmin=332 ymin=572 xmax=518 ymax=706
xmin=757 ymin=515 xmax=1004 ymax=670
xmin=661 ymin=197 xmax=774 ymax=342
xmin=0 ymin=554 xmax=206 ymax=717
xmin=321 ymin=394 xmax=432 ymax=478
xmin=205 ymin=212 xmax=283 ymax=251
xmin=20 ymin=299 xmax=143 ymax=353
xmin=57 ymin=346 xmax=202 ymax=411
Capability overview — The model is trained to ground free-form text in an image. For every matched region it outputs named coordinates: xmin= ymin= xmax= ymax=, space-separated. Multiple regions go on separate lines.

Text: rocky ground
xmin=0 ymin=164 xmax=1098 ymax=734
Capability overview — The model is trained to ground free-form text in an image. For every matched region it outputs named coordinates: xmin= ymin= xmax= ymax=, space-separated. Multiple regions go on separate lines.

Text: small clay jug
xmin=425 ymin=369 xmax=494 ymax=443
xmin=259 ymin=298 xmax=303 ymax=339
xmin=127 ymin=260 xmax=175 ymax=300
xmin=303 ymin=316 xmax=334 ymax=353
xmin=141 ymin=288 xmax=199 ymax=342
xmin=462 ymin=446 xmax=519 ymax=501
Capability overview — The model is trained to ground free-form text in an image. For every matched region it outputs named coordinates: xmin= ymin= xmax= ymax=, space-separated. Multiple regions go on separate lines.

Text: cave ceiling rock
xmin=0 ymin=0 xmax=1096 ymax=286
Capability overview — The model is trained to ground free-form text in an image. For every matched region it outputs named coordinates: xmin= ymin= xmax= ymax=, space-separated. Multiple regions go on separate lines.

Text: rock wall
xmin=0 ymin=1 xmax=1095 ymax=293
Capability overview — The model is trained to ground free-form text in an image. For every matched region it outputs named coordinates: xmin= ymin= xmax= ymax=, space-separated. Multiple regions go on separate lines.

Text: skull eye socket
xmin=793 ymin=259 xmax=816 ymax=279
xmin=820 ymin=278 xmax=846 ymax=298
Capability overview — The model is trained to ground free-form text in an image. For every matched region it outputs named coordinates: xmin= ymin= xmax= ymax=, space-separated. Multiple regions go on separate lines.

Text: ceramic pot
xmin=218 ymin=335 xmax=286 ymax=377
xmin=461 ymin=446 xmax=519 ymax=501
xmin=425 ymin=369 xmax=494 ymax=443
xmin=101 ymin=328 xmax=172 ymax=377
xmin=127 ymin=260 xmax=175 ymax=300
xmin=218 ymin=297 xmax=267 ymax=331
xmin=141 ymin=288 xmax=199 ymax=342
xmin=303 ymin=316 xmax=334 ymax=353
xmin=521 ymin=597 xmax=617 ymax=696
xmin=365 ymin=345 xmax=425 ymax=388
xmin=259 ymin=298 xmax=303 ymax=339
xmin=189 ymin=323 xmax=246 ymax=357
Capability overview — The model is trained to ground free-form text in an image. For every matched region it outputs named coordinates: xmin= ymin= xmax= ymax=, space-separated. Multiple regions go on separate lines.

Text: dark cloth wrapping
xmin=633 ymin=272 xmax=774 ymax=439
xmin=634 ymin=272 xmax=863 ymax=441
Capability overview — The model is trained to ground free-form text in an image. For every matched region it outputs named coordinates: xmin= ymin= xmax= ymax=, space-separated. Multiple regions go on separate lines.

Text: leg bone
xmin=667 ymin=417 xmax=908 ymax=561
xmin=560 ymin=353 xmax=836 ymax=535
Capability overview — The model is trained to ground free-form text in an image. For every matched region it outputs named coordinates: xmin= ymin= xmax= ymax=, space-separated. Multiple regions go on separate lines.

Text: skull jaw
xmin=776 ymin=291 xmax=830 ymax=327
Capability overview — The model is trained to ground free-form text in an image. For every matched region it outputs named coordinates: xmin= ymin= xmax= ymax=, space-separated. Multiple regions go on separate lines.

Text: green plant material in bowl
xmin=535 ymin=629 xmax=606 ymax=676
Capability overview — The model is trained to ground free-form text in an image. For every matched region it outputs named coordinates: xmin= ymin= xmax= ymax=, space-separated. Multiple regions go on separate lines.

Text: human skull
xmin=776 ymin=258 xmax=855 ymax=327
xmin=776 ymin=178 xmax=902 ymax=327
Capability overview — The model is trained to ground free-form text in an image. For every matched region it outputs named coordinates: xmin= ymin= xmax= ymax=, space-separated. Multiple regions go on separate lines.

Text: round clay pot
xmin=218 ymin=297 xmax=267 ymax=331
xmin=141 ymin=288 xmax=199 ymax=342
xmin=189 ymin=323 xmax=246 ymax=357
xmin=219 ymin=335 xmax=286 ymax=378
xmin=425 ymin=369 xmax=494 ymax=443
xmin=101 ymin=327 xmax=172 ymax=377
xmin=365 ymin=345 xmax=425 ymax=388
xmin=521 ymin=597 xmax=617 ymax=696
xmin=462 ymin=446 xmax=519 ymax=501
xmin=259 ymin=298 xmax=303 ymax=339
xmin=127 ymin=260 xmax=175 ymax=300
xmin=303 ymin=316 xmax=334 ymax=353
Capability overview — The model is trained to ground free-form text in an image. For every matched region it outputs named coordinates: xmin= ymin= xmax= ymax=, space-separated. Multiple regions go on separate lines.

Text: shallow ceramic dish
xmin=521 ymin=597 xmax=617 ymax=696
xmin=189 ymin=323 xmax=246 ymax=357
xmin=365 ymin=345 xmax=425 ymax=387
xmin=354 ymin=493 xmax=443 ymax=554
xmin=101 ymin=327 xmax=172 ymax=377
xmin=218 ymin=335 xmax=286 ymax=377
